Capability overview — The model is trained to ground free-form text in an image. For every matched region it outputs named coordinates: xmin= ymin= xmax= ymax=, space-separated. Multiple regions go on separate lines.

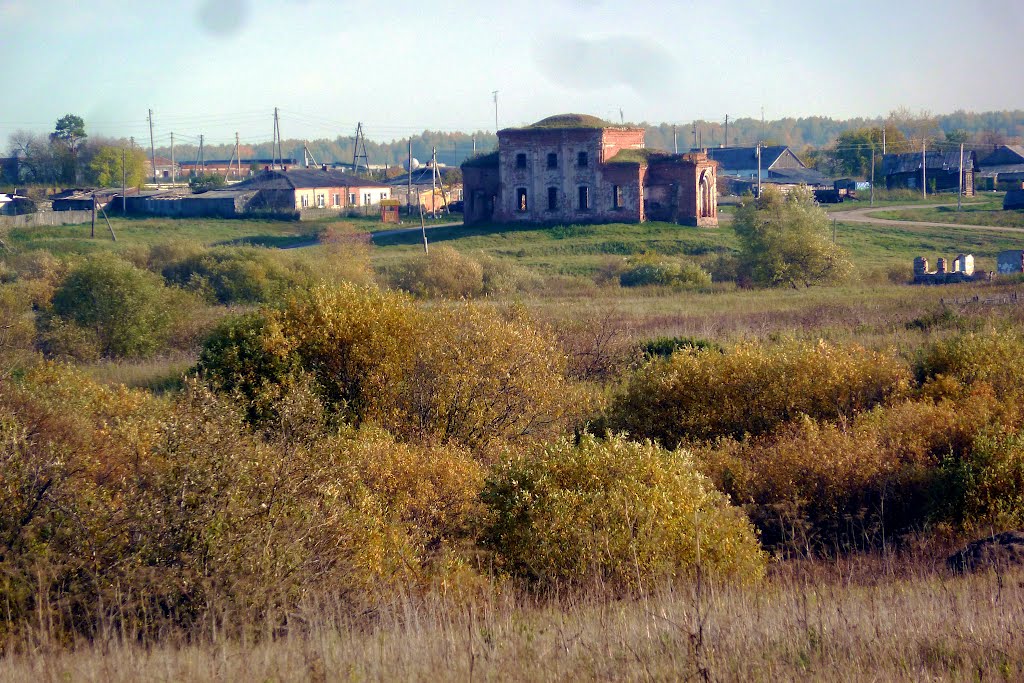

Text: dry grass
xmin=3 ymin=552 xmax=1022 ymax=682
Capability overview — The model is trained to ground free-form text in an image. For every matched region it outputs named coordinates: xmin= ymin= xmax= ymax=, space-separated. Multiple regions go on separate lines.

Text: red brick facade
xmin=462 ymin=115 xmax=716 ymax=227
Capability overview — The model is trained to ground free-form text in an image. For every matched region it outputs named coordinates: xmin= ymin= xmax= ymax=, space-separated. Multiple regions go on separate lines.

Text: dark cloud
xmin=534 ymin=35 xmax=680 ymax=97
xmin=197 ymin=0 xmax=249 ymax=37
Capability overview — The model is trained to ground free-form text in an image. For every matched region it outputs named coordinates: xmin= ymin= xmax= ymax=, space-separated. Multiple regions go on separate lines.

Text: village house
xmin=462 ymin=114 xmax=717 ymax=227
xmin=976 ymin=145 xmax=1024 ymax=191
xmin=882 ymin=149 xmax=976 ymax=194
xmin=229 ymin=168 xmax=392 ymax=212
xmin=386 ymin=165 xmax=463 ymax=213
xmin=706 ymin=146 xmax=828 ymax=194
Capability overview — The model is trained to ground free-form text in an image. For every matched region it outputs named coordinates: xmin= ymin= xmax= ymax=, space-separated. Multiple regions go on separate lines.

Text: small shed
xmin=380 ymin=199 xmax=400 ymax=223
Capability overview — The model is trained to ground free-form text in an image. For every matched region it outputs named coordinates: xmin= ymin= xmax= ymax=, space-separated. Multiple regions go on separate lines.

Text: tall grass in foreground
xmin=2 ymin=552 xmax=1021 ymax=682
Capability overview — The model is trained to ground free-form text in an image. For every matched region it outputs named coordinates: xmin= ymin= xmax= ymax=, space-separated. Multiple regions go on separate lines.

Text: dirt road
xmin=832 ymin=202 xmax=1024 ymax=234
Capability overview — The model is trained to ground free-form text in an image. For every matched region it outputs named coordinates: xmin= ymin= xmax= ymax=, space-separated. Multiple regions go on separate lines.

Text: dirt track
xmin=832 ymin=202 xmax=1024 ymax=234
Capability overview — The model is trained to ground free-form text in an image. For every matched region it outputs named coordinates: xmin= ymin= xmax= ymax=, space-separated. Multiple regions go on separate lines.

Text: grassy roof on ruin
xmin=606 ymin=148 xmax=673 ymax=165
xmin=521 ymin=114 xmax=613 ymax=130
xmin=461 ymin=151 xmax=499 ymax=168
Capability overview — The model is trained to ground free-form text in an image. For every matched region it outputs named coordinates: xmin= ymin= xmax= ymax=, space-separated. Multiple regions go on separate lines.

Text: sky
xmin=1 ymin=0 xmax=1021 ymax=147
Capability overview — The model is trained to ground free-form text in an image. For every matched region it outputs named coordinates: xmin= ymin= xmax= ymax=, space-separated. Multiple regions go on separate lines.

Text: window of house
xmin=577 ymin=151 xmax=588 ymax=167
xmin=380 ymin=192 xmax=387 ymax=201
xmin=515 ymin=152 xmax=527 ymax=169
xmin=612 ymin=185 xmax=623 ymax=209
xmin=317 ymin=194 xmax=325 ymax=208
xmin=333 ymin=193 xmax=340 ymax=207
xmin=516 ymin=188 xmax=528 ymax=212
xmin=349 ymin=192 xmax=356 ymax=205
xmin=547 ymin=186 xmax=558 ymax=211
xmin=578 ymin=186 xmax=589 ymax=210
xmin=301 ymin=195 xmax=309 ymax=208
xmin=364 ymin=192 xmax=371 ymax=204
xmin=547 ymin=152 xmax=558 ymax=169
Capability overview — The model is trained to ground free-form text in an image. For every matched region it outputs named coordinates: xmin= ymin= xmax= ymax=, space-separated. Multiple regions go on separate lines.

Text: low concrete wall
xmin=0 ymin=210 xmax=94 ymax=228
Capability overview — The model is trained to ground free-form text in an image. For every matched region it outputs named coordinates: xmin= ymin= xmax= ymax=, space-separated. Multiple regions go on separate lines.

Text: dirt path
xmin=833 ymin=202 xmax=1024 ymax=234
xmin=371 ymin=221 xmax=462 ymax=240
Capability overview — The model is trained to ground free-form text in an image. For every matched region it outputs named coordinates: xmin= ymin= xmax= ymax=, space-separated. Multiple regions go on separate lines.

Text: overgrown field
xmin=3 ymin=198 xmax=1024 ymax=679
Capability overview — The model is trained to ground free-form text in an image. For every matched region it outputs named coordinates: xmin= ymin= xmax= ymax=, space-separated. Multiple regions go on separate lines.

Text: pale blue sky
xmin=2 ymin=0 xmax=1021 ymax=146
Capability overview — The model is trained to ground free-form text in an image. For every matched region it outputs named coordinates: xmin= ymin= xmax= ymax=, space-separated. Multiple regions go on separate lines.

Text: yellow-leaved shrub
xmin=480 ymin=433 xmax=766 ymax=590
xmin=610 ymin=339 xmax=911 ymax=445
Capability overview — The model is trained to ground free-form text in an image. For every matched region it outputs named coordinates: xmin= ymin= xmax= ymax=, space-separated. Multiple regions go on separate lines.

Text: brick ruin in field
xmin=462 ymin=114 xmax=717 ymax=227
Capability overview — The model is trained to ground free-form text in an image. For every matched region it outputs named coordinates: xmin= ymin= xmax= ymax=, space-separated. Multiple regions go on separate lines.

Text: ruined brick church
xmin=461 ymin=114 xmax=717 ymax=227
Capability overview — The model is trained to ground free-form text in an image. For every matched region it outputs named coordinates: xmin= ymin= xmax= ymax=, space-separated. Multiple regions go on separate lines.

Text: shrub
xmin=390 ymin=245 xmax=484 ymax=298
xmin=480 ymin=434 xmax=766 ymax=589
xmin=46 ymin=254 xmax=190 ymax=358
xmin=395 ymin=303 xmax=577 ymax=450
xmin=610 ymin=339 xmax=912 ymax=445
xmin=161 ymin=246 xmax=309 ymax=304
xmin=618 ymin=254 xmax=712 ymax=289
xmin=696 ymin=392 xmax=1006 ymax=552
xmin=937 ymin=429 xmax=1024 ymax=532
xmin=916 ymin=331 xmax=1024 ymax=401
xmin=640 ymin=335 xmax=722 ymax=359
xmin=198 ymin=285 xmax=579 ymax=452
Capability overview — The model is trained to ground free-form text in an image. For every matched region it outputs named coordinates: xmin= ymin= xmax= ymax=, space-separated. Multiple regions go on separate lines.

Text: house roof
xmin=232 ymin=169 xmax=389 ymax=190
xmin=387 ymin=166 xmax=462 ymax=186
xmin=705 ymin=146 xmax=801 ymax=172
xmin=976 ymin=164 xmax=1024 ymax=178
xmin=979 ymin=145 xmax=1024 ymax=168
xmin=882 ymin=150 xmax=976 ymax=175
xmin=766 ymin=167 xmax=829 ymax=185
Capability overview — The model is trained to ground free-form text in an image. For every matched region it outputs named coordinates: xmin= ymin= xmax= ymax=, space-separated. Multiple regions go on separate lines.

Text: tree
xmin=733 ymin=185 xmax=852 ymax=289
xmin=88 ymin=145 xmax=147 ymax=187
xmin=50 ymin=114 xmax=87 ymax=183
xmin=830 ymin=125 xmax=908 ymax=179
xmin=7 ymin=130 xmax=61 ymax=183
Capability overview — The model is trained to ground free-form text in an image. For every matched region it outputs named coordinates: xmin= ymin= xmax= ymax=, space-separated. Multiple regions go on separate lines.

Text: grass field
xmin=872 ymin=203 xmax=1024 ymax=228
xmin=4 ymin=554 xmax=1020 ymax=682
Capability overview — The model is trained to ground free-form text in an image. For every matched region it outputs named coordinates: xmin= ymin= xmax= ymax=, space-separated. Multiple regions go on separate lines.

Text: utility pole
xmin=870 ymin=146 xmax=875 ymax=206
xmin=272 ymin=107 xmax=282 ymax=169
xmin=692 ymin=122 xmax=697 ymax=150
xmin=352 ymin=123 xmax=369 ymax=176
xmin=431 ymin=146 xmax=437 ymax=219
xmin=922 ymin=139 xmax=927 ymax=200
xmin=761 ymin=106 xmax=765 ymax=142
xmin=724 ymin=114 xmax=729 ymax=148
xmin=673 ymin=124 xmax=678 ymax=154
xmin=756 ymin=142 xmax=762 ymax=198
xmin=958 ymin=142 xmax=964 ymax=212
xmin=148 ymin=109 xmax=156 ymax=184
xmin=198 ymin=134 xmax=205 ymax=174
xmin=121 ymin=148 xmax=126 ymax=214
xmin=235 ymin=132 xmax=241 ymax=180
xmin=472 ymin=136 xmax=476 ymax=155
xmin=492 ymin=90 xmax=499 ymax=134
xmin=170 ymin=132 xmax=175 ymax=184
xmin=882 ymin=127 xmax=886 ymax=155
xmin=407 ymin=138 xmax=413 ymax=216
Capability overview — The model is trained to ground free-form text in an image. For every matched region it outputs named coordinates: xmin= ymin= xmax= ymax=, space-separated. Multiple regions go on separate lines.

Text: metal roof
xmin=882 ymin=150 xmax=976 ymax=175
xmin=705 ymin=146 xmax=801 ymax=172
xmin=232 ymin=169 xmax=389 ymax=190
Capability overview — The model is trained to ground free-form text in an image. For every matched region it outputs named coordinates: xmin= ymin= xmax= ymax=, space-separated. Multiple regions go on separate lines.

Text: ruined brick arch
xmin=698 ymin=169 xmax=715 ymax=218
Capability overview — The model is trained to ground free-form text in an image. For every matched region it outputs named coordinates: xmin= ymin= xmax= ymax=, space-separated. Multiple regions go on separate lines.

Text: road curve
xmin=833 ymin=202 xmax=1024 ymax=234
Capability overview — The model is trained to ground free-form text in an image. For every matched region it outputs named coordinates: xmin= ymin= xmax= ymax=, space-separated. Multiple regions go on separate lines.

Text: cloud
xmin=197 ymin=0 xmax=250 ymax=37
xmin=533 ymin=35 xmax=680 ymax=97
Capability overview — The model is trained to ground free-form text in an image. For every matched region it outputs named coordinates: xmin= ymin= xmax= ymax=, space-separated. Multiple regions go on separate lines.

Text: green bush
xmin=389 ymin=245 xmax=484 ymax=299
xmin=610 ymin=339 xmax=911 ymax=445
xmin=641 ymin=335 xmax=722 ymax=359
xmin=916 ymin=331 xmax=1024 ymax=401
xmin=161 ymin=246 xmax=309 ymax=304
xmin=480 ymin=433 xmax=766 ymax=589
xmin=45 ymin=254 xmax=190 ymax=358
xmin=618 ymin=254 xmax=711 ymax=289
